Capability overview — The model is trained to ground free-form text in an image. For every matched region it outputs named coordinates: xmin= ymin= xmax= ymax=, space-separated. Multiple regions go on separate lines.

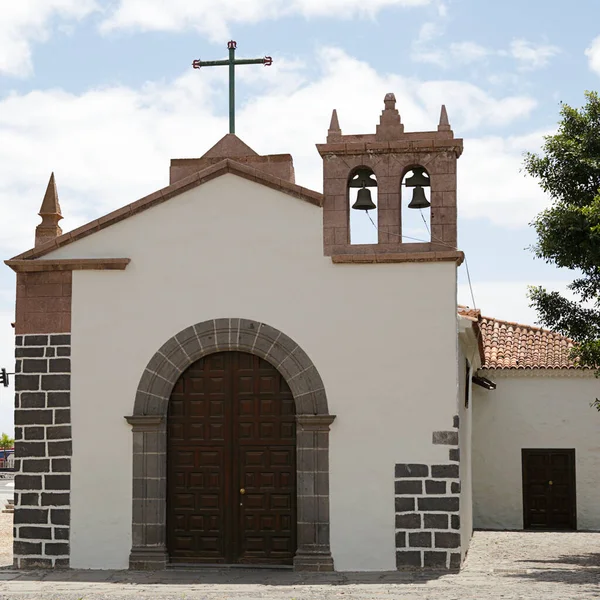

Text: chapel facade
xmin=6 ymin=93 xmax=538 ymax=572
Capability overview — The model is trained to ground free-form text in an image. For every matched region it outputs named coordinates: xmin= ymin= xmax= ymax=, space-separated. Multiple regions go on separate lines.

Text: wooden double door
xmin=522 ymin=449 xmax=576 ymax=530
xmin=167 ymin=351 xmax=297 ymax=565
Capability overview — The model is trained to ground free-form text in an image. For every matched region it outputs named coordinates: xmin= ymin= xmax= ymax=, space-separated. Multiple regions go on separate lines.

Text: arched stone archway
xmin=125 ymin=318 xmax=336 ymax=571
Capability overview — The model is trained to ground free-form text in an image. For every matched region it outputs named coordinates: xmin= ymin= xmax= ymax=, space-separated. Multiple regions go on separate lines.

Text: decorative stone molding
xmin=331 ymin=251 xmax=464 ymax=265
xmin=127 ymin=318 xmax=336 ymax=572
xmin=13 ymin=334 xmax=72 ymax=569
xmin=6 ymin=258 xmax=130 ymax=273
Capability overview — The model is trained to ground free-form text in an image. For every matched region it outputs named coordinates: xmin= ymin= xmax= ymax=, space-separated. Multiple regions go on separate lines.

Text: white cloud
xmin=100 ymin=0 xmax=431 ymax=39
xmin=585 ymin=35 xmax=600 ymax=76
xmin=508 ymin=39 xmax=560 ymax=71
xmin=449 ymin=41 xmax=490 ymax=64
xmin=0 ymin=1 xmax=98 ymax=77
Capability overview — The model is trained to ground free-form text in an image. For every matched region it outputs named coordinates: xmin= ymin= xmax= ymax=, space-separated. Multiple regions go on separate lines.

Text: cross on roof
xmin=193 ymin=41 xmax=273 ymax=135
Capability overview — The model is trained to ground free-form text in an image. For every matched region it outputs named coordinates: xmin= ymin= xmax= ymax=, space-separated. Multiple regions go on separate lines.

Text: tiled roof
xmin=458 ymin=306 xmax=580 ymax=370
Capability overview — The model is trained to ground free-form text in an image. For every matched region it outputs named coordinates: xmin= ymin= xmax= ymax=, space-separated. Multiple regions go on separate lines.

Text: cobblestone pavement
xmin=0 ymin=531 xmax=599 ymax=599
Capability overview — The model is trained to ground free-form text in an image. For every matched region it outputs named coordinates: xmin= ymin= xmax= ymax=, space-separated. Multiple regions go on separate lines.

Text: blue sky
xmin=0 ymin=0 xmax=599 ymax=432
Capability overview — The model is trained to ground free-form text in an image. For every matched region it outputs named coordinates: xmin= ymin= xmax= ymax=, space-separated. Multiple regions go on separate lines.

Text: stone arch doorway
xmin=167 ymin=351 xmax=297 ymax=566
xmin=125 ymin=319 xmax=335 ymax=572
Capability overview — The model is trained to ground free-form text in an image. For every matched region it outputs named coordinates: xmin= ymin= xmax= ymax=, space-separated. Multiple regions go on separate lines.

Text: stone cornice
xmin=5 ymin=258 xmax=131 ymax=273
xmin=296 ymin=415 xmax=337 ymax=430
xmin=478 ymin=368 xmax=597 ymax=379
xmin=332 ymin=251 xmax=464 ymax=265
xmin=317 ymin=137 xmax=464 ymax=158
xmin=125 ymin=415 xmax=165 ymax=431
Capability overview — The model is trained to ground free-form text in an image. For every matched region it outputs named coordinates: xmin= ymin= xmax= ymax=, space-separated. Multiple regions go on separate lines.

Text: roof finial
xmin=376 ymin=92 xmax=404 ymax=140
xmin=438 ymin=104 xmax=451 ymax=132
xmin=35 ymin=172 xmax=63 ymax=248
xmin=327 ymin=109 xmax=342 ymax=142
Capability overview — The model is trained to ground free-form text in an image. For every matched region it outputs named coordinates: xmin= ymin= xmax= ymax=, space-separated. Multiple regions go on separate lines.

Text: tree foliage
xmin=523 ymin=91 xmax=600 ymax=405
xmin=0 ymin=433 xmax=14 ymax=452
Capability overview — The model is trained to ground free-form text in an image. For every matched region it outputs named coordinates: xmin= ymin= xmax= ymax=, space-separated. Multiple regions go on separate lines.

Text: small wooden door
xmin=167 ymin=351 xmax=297 ymax=565
xmin=522 ymin=449 xmax=576 ymax=530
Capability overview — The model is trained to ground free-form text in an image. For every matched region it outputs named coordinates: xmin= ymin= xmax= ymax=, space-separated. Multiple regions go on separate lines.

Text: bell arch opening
xmin=401 ymin=165 xmax=431 ymax=243
xmin=348 ymin=166 xmax=378 ymax=245
xmin=125 ymin=318 xmax=336 ymax=572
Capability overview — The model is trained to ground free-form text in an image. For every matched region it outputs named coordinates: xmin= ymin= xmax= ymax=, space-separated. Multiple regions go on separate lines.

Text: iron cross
xmin=193 ymin=41 xmax=273 ymax=135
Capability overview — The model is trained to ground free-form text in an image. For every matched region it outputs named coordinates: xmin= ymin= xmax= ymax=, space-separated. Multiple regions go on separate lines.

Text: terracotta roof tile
xmin=458 ymin=306 xmax=581 ymax=370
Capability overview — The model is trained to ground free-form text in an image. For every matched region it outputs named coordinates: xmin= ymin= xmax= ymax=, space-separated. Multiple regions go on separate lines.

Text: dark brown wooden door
xmin=167 ymin=351 xmax=296 ymax=565
xmin=522 ymin=449 xmax=576 ymax=530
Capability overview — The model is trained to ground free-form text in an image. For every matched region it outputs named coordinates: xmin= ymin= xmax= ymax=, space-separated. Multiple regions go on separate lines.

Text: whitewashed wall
xmin=43 ymin=174 xmax=459 ymax=570
xmin=473 ymin=372 xmax=600 ymax=530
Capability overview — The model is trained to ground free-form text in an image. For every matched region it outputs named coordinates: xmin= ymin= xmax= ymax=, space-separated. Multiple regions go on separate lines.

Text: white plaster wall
xmin=473 ymin=373 xmax=600 ymax=530
xmin=44 ymin=173 xmax=459 ymax=570
xmin=457 ymin=341 xmax=473 ymax=559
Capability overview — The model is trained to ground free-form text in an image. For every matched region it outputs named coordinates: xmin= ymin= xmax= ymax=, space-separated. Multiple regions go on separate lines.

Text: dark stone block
xmin=435 ymin=532 xmax=461 ymax=548
xmin=395 ymin=513 xmax=421 ymax=529
xmin=16 ymin=348 xmax=44 ymax=358
xmin=49 ymin=359 xmax=71 ymax=373
xmin=424 ymin=514 xmax=449 ymax=529
xmin=22 ymin=459 xmax=50 ymax=473
xmin=15 ymin=427 xmax=22 ymax=440
xmin=54 ymin=410 xmax=71 ymax=425
xmin=418 ymin=497 xmax=460 ymax=512
xmin=41 ymin=493 xmax=70 ymax=506
xmin=432 ymin=431 xmax=458 ymax=445
xmin=52 ymin=458 xmax=71 ymax=473
xmin=409 ymin=532 xmax=432 ymax=548
xmin=19 ymin=493 xmax=40 ymax=507
xmin=47 ymin=426 xmax=71 ymax=440
xmin=20 ymin=557 xmax=52 ymax=569
xmin=15 ymin=475 xmax=42 ymax=491
xmin=19 ymin=526 xmax=52 ymax=540
xmin=395 ymin=532 xmax=406 ymax=548
xmin=56 ymin=347 xmax=71 ymax=357
xmin=425 ymin=480 xmax=446 ymax=494
xmin=431 ymin=465 xmax=459 ymax=479
xmin=24 ymin=335 xmax=48 ymax=346
xmin=396 ymin=551 xmax=422 ymax=568
xmin=14 ymin=541 xmax=42 ymax=555
xmin=22 ymin=359 xmax=48 ymax=374
xmin=14 ymin=508 xmax=49 ymax=525
xmin=45 ymin=347 xmax=56 ymax=358
xmin=41 ymin=374 xmax=70 ymax=391
xmin=424 ymin=551 xmax=447 ymax=568
xmin=15 ymin=441 xmax=46 ymax=458
xmin=20 ymin=393 xmax=46 ymax=409
xmin=449 ymin=553 xmax=462 ymax=569
xmin=451 ymin=515 xmax=460 ymax=530
xmin=395 ymin=497 xmax=415 ymax=512
xmin=45 ymin=475 xmax=70 ymax=490
xmin=54 ymin=558 xmax=70 ymax=569
xmin=51 ymin=509 xmax=70 ymax=526
xmin=15 ymin=409 xmax=53 ymax=426
xmin=15 ymin=375 xmax=39 ymax=392
xmin=453 ymin=415 xmax=460 ymax=429
xmin=50 ymin=335 xmax=70 ymax=346
xmin=449 ymin=448 xmax=460 ymax=462
xmin=54 ymin=528 xmax=70 ymax=541
xmin=45 ymin=542 xmax=69 ymax=556
xmin=47 ymin=392 xmax=70 ymax=408
xmin=48 ymin=441 xmax=72 ymax=457
xmin=24 ymin=427 xmax=45 ymax=441
xmin=395 ymin=464 xmax=428 ymax=478
xmin=15 ymin=335 xmax=23 ymax=347
xmin=395 ymin=480 xmax=422 ymax=495
xmin=451 ymin=482 xmax=461 ymax=494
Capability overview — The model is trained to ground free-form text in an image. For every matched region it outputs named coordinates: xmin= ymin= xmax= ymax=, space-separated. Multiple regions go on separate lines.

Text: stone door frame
xmin=125 ymin=318 xmax=336 ymax=571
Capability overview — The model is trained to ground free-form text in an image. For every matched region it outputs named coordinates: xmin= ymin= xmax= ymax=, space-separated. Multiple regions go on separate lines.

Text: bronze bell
xmin=349 ymin=168 xmax=378 ymax=188
xmin=405 ymin=167 xmax=430 ymax=188
xmin=407 ymin=186 xmax=430 ymax=209
xmin=352 ymin=185 xmax=376 ymax=211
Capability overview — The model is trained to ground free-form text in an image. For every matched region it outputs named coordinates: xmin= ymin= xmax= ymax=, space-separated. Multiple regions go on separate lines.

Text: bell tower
xmin=317 ymin=94 xmax=464 ymax=264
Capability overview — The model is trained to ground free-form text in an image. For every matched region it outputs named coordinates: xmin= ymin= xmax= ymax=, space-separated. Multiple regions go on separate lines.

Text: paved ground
xmin=0 ymin=528 xmax=598 ymax=599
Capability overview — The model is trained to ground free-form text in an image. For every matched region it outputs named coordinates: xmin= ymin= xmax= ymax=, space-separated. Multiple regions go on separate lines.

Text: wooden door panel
xmin=167 ymin=351 xmax=296 ymax=565
xmin=522 ymin=449 xmax=576 ymax=531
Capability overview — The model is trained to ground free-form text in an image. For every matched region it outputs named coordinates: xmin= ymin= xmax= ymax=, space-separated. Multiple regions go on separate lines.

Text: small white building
xmin=5 ymin=94 xmax=599 ymax=572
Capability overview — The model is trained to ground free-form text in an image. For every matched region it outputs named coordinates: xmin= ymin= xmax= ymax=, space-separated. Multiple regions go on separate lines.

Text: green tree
xmin=523 ymin=91 xmax=600 ymax=406
xmin=0 ymin=433 xmax=14 ymax=453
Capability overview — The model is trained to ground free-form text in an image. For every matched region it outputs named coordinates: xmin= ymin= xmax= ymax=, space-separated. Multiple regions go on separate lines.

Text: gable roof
xmin=12 ymin=158 xmax=323 ymax=261
xmin=458 ymin=306 xmax=581 ymax=370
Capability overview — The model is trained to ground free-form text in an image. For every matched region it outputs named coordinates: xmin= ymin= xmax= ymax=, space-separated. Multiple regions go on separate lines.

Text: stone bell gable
xmin=317 ymin=94 xmax=463 ymax=262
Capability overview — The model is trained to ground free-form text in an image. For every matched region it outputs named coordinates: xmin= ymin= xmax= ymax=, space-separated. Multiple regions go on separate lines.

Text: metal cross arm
xmin=192 ymin=41 xmax=273 ymax=135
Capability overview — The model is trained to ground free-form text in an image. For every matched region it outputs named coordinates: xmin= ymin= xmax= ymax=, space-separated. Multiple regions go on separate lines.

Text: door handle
xmin=240 ymin=488 xmax=246 ymax=495
xmin=548 ymin=481 xmax=553 ymax=485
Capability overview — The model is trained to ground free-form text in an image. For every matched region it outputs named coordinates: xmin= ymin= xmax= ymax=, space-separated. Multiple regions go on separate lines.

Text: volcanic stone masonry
xmin=13 ymin=334 xmax=72 ymax=569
